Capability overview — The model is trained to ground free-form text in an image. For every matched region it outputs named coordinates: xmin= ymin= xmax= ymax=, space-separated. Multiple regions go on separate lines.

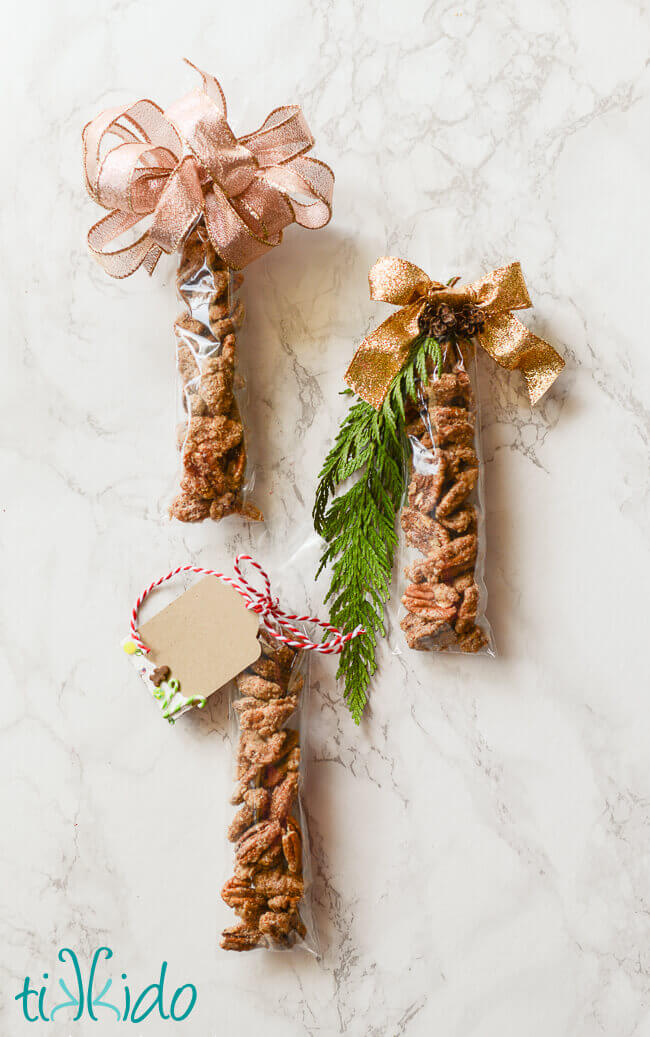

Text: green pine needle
xmin=313 ymin=336 xmax=443 ymax=723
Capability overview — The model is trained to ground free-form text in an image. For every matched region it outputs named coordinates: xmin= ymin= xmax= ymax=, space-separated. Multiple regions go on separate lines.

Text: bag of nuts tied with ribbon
xmin=83 ymin=60 xmax=334 ymax=523
xmin=123 ymin=555 xmax=364 ymax=951
xmin=314 ymin=255 xmax=566 ymax=723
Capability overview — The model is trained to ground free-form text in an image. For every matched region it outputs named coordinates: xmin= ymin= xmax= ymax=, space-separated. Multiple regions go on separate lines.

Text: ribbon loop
xmin=129 ymin=554 xmax=364 ymax=656
xmin=345 ymin=257 xmax=564 ymax=407
xmin=83 ymin=63 xmax=334 ymax=276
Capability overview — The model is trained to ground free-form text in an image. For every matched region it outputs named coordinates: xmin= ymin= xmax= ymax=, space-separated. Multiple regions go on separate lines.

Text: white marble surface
xmin=2 ymin=1 xmax=650 ymax=1033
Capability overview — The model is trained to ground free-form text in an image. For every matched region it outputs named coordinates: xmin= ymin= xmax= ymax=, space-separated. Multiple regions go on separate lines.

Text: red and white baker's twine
xmin=129 ymin=554 xmax=365 ymax=655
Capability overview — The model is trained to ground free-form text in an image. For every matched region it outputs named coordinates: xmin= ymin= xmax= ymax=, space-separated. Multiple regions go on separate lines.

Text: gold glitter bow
xmin=345 ymin=257 xmax=565 ymax=408
xmin=82 ymin=61 xmax=334 ymax=277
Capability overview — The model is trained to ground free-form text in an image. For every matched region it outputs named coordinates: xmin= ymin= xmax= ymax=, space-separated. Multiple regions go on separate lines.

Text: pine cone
xmin=455 ymin=304 xmax=486 ymax=338
xmin=419 ymin=300 xmax=457 ymax=340
xmin=418 ymin=300 xmax=485 ymax=341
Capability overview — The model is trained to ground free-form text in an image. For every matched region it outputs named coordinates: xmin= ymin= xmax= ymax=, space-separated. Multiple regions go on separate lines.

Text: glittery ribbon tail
xmin=480 ymin=313 xmax=565 ymax=405
xmin=344 ymin=303 xmax=422 ymax=411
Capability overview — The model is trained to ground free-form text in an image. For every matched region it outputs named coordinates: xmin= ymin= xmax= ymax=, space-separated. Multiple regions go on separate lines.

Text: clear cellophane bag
xmin=398 ymin=336 xmax=495 ymax=655
xmin=219 ymin=626 xmax=318 ymax=954
xmin=170 ymin=220 xmax=262 ymax=524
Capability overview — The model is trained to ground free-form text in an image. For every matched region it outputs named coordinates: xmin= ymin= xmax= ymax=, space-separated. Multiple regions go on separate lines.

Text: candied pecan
xmin=250 ymin=655 xmax=285 ymax=683
xmin=237 ymin=732 xmax=267 ymax=771
xmin=267 ymin=894 xmax=301 ymax=911
xmin=280 ymin=729 xmax=300 ymax=757
xmin=208 ymin=295 xmax=230 ymax=323
xmin=199 ymin=369 xmax=234 ymax=415
xmin=286 ymin=747 xmax=301 ymax=771
xmin=402 ymin=582 xmax=458 ymax=622
xmin=455 ymin=580 xmax=479 ymax=635
xmin=169 ymin=492 xmax=211 ymax=522
xmin=243 ymin=787 xmax=271 ymax=815
xmin=269 ymin=773 xmax=299 ymax=822
xmin=184 ymin=389 xmax=208 ymax=417
xmin=234 ymin=900 xmax=264 ymax=924
xmin=181 ymin=418 xmax=243 ymax=501
xmin=234 ymin=759 xmax=268 ymax=801
xmin=239 ymin=731 xmax=290 ymax=769
xmin=220 ymin=924 xmax=263 ymax=952
xmin=180 ymin=466 xmax=228 ymax=500
xmin=233 ymin=861 xmax=256 ymax=882
xmin=400 ymin=611 xmax=448 ymax=649
xmin=258 ymin=910 xmax=305 ymax=941
xmin=239 ymin=698 xmax=298 ymax=739
xmin=210 ymin=298 xmax=245 ymax=340
xmin=255 ymin=842 xmax=283 ymax=869
xmin=221 ymin=333 xmax=237 ymax=365
xmin=252 ymin=867 xmax=304 ymax=899
xmin=236 ymin=820 xmax=282 ymax=865
xmin=405 ymin=557 xmax=439 ymax=584
xmin=209 ymin=271 xmax=230 ymax=297
xmin=264 ymin=745 xmax=301 ymax=788
xmin=405 ymin=415 xmax=427 ymax=438
xmin=176 ymin=233 xmax=207 ymax=286
xmin=228 ymin=804 xmax=256 ymax=842
xmin=183 ymin=414 xmax=242 ymax=468
xmin=425 ymin=371 xmax=473 ymax=407
xmin=236 ymin=673 xmax=285 ymax=701
xmin=203 ymin=343 xmax=236 ymax=380
xmin=456 ymin=625 xmax=488 ymax=653
xmin=260 ymin=639 xmax=295 ymax=669
xmin=432 ymin=534 xmax=478 ymax=581
xmin=281 ymin=818 xmax=302 ymax=874
xmin=209 ymin=494 xmax=239 ymax=520
xmin=430 ymin=405 xmax=475 ymax=446
xmin=400 ymin=507 xmax=450 ymax=555
xmin=176 ymin=342 xmax=200 ymax=386
xmin=174 ymin=313 xmax=206 ymax=346
xmin=221 ymin=877 xmax=267 ymax=918
xmin=408 ymin=466 xmax=447 ymax=514
xmin=226 ymin=442 xmax=247 ymax=491
xmin=176 ymin=223 xmax=225 ymax=281
xmin=232 ymin=696 xmax=262 ymax=715
xmin=436 ymin=466 xmax=478 ymax=518
xmin=442 ymin=444 xmax=478 ymax=477
xmin=439 ymin=505 xmax=476 ymax=534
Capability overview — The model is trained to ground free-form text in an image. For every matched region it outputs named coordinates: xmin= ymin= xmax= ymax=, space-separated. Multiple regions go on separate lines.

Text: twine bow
xmin=345 ymin=257 xmax=565 ymax=408
xmin=130 ymin=554 xmax=365 ymax=655
xmin=83 ymin=60 xmax=334 ymax=277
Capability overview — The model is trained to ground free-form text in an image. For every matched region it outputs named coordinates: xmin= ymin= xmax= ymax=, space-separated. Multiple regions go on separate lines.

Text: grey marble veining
xmin=1 ymin=0 xmax=650 ymax=1033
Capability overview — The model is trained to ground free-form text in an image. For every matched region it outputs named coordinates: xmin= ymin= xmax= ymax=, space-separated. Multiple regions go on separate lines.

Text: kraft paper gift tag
xmin=122 ymin=576 xmax=261 ymax=722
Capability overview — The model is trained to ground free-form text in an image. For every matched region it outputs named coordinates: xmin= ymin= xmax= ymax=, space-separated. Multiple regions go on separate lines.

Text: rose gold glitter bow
xmin=82 ymin=60 xmax=334 ymax=277
xmin=345 ymin=257 xmax=565 ymax=408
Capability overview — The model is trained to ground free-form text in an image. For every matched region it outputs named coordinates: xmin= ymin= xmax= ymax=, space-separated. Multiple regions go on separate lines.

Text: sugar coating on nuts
xmin=171 ymin=222 xmax=263 ymax=524
xmin=220 ymin=633 xmax=306 ymax=951
xmin=400 ymin=346 xmax=488 ymax=653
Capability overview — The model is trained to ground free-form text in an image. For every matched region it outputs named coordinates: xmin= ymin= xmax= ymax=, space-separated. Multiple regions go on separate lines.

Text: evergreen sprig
xmin=314 ymin=336 xmax=443 ymax=723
